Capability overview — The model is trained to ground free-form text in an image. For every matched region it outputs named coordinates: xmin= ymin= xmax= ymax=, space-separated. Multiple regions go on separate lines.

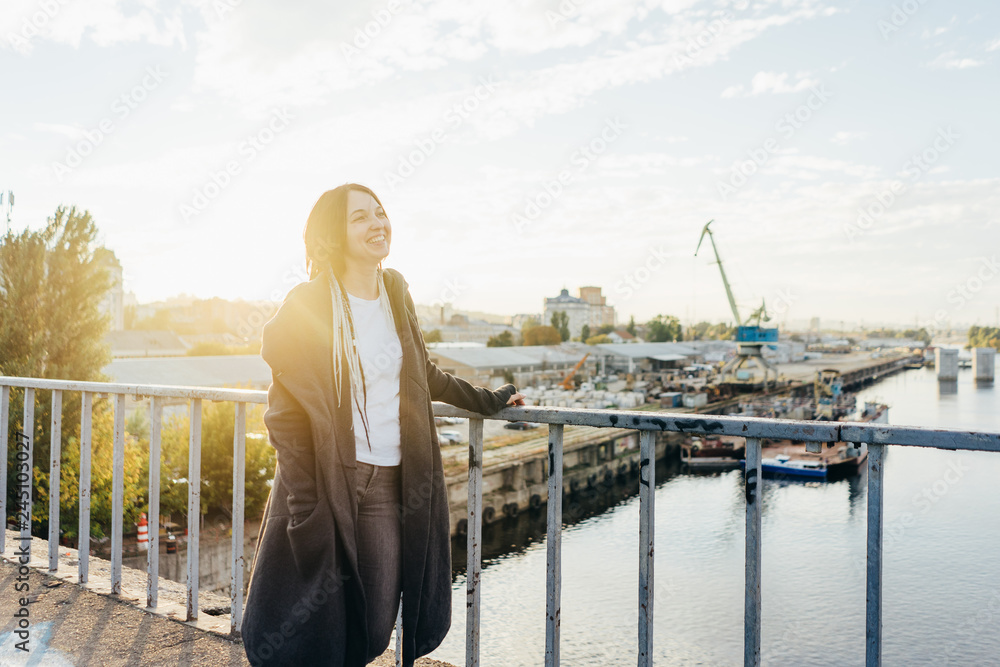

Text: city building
xmin=544 ymin=286 xmax=616 ymax=339
xmin=578 ymin=286 xmax=615 ymax=329
xmin=95 ymin=248 xmax=125 ymax=331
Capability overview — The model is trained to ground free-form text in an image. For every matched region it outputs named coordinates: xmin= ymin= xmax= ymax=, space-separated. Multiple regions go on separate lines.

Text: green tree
xmin=688 ymin=321 xmax=735 ymax=341
xmin=586 ymin=334 xmax=611 ymax=345
xmin=519 ymin=317 xmax=540 ymax=345
xmin=49 ymin=400 xmax=147 ymax=542
xmin=646 ymin=314 xmax=682 ymax=342
xmin=487 ymin=330 xmax=515 ymax=347
xmin=1 ymin=206 xmax=113 ymax=538
xmin=156 ymin=400 xmax=275 ymax=523
xmin=523 ymin=325 xmax=562 ymax=346
xmin=968 ymin=326 xmax=1000 ymax=351
xmin=580 ymin=324 xmax=591 ymax=342
xmin=550 ymin=312 xmax=570 ymax=342
xmin=626 ymin=316 xmax=637 ymax=336
xmin=423 ymin=329 xmax=443 ymax=343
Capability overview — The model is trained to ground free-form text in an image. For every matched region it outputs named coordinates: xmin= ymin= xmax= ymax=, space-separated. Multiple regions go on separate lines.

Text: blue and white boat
xmin=740 ymin=454 xmax=827 ymax=480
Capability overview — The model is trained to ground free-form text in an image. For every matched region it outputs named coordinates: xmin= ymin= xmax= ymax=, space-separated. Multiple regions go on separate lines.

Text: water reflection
xmin=939 ymin=379 xmax=958 ymax=395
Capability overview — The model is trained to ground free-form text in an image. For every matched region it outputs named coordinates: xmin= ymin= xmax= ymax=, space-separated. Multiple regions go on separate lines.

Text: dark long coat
xmin=241 ymin=268 xmax=516 ymax=667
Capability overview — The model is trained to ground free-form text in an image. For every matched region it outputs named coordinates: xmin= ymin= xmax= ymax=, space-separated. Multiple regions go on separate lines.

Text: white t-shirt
xmin=346 ymin=291 xmax=403 ymax=466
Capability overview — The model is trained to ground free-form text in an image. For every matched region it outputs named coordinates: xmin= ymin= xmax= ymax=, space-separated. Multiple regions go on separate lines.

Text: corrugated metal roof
xmin=594 ymin=342 xmax=701 ymax=359
xmin=429 ymin=344 xmax=587 ymax=369
xmin=103 ymin=355 xmax=271 ymax=388
xmin=650 ymin=353 xmax=688 ymax=362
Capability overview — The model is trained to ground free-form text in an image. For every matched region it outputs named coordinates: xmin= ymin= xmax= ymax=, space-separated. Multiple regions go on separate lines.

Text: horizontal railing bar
xmin=0 ymin=377 xmax=267 ymax=404
xmin=434 ymin=403 xmax=1000 ymax=451
xmin=841 ymin=424 xmax=1000 ymax=451
xmin=4 ymin=376 xmax=998 ymax=452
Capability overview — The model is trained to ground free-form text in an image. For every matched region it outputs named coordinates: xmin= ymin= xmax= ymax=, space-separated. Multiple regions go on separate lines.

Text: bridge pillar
xmin=935 ymin=348 xmax=958 ymax=382
xmin=973 ymin=348 xmax=995 ymax=383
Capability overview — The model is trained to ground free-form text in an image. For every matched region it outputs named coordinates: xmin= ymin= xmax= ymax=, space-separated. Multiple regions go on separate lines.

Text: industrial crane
xmin=559 ymin=353 xmax=590 ymax=390
xmin=694 ymin=220 xmax=778 ymax=388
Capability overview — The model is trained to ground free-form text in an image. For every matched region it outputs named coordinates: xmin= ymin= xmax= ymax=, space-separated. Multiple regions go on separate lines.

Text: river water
xmin=428 ymin=361 xmax=1000 ymax=666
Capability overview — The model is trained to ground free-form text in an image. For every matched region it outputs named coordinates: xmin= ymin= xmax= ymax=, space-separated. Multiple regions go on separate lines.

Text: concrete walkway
xmin=0 ymin=552 xmax=455 ymax=666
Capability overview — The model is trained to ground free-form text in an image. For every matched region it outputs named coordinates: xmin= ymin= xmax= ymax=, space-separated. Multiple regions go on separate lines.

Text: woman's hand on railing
xmin=506 ymin=393 xmax=526 ymax=406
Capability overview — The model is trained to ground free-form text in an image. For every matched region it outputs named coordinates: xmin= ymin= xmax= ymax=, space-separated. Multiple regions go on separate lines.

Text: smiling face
xmin=344 ymin=188 xmax=391 ymax=268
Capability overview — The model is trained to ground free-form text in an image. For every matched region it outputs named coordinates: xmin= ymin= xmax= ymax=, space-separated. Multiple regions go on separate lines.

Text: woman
xmin=242 ymin=183 xmax=525 ymax=667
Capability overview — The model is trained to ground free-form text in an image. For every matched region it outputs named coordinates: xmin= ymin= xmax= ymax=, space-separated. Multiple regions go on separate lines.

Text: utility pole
xmin=1 ymin=190 xmax=12 ymax=234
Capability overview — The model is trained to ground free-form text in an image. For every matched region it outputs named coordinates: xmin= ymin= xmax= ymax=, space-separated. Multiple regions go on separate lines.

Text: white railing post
xmin=866 ymin=443 xmax=885 ymax=667
xmin=48 ymin=389 xmax=62 ymax=571
xmin=111 ymin=394 xmax=125 ymax=595
xmin=187 ymin=398 xmax=202 ymax=621
xmin=231 ymin=401 xmax=246 ymax=634
xmin=638 ymin=430 xmax=656 ymax=666
xmin=79 ymin=392 xmax=92 ymax=583
xmin=21 ymin=388 xmax=35 ymax=557
xmin=147 ymin=396 xmax=162 ymax=608
xmin=545 ymin=423 xmax=564 ymax=667
xmin=745 ymin=437 xmax=762 ymax=667
xmin=466 ymin=417 xmax=484 ymax=667
xmin=0 ymin=385 xmax=9 ymax=555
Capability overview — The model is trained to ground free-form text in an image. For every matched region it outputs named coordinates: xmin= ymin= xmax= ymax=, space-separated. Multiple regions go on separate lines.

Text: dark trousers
xmin=355 ymin=461 xmax=403 ymax=662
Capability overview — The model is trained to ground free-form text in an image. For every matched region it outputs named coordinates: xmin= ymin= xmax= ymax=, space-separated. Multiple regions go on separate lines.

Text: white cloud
xmin=32 ymin=122 xmax=86 ymax=141
xmin=830 ymin=131 xmax=867 ymax=146
xmin=1 ymin=0 xmax=185 ymax=55
xmin=721 ymin=70 xmax=819 ymax=98
xmin=928 ymin=51 xmax=984 ymax=69
xmin=987 ymin=37 xmax=1000 ymax=52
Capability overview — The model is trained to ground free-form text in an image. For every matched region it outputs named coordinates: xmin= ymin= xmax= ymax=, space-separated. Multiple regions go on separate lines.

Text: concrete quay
xmin=441 ymin=423 xmax=679 ymax=536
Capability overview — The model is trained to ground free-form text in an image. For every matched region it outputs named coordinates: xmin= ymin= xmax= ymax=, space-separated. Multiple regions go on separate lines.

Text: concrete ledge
xmin=0 ymin=531 xmax=455 ymax=666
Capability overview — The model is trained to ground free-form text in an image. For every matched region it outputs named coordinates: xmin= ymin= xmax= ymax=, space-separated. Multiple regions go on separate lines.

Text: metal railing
xmin=1 ymin=376 xmax=998 ymax=666
xmin=0 ymin=377 xmax=265 ymax=633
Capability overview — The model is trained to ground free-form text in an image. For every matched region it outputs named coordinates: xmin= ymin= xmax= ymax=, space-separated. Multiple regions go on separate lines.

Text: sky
xmin=2 ymin=0 xmax=998 ymax=331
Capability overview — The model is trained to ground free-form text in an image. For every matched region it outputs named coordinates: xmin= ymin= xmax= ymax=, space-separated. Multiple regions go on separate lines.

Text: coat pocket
xmin=286 ymin=500 xmax=334 ymax=578
xmin=242 ymin=511 xmax=345 ymax=666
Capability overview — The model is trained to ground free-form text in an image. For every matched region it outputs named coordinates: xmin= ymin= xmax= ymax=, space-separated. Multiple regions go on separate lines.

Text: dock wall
xmin=445 ymin=429 xmax=680 ymax=536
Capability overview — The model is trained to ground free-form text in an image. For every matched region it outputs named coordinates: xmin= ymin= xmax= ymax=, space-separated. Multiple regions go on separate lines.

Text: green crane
xmin=695 ymin=220 xmax=772 ymax=328
xmin=695 ymin=219 xmax=742 ymax=326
